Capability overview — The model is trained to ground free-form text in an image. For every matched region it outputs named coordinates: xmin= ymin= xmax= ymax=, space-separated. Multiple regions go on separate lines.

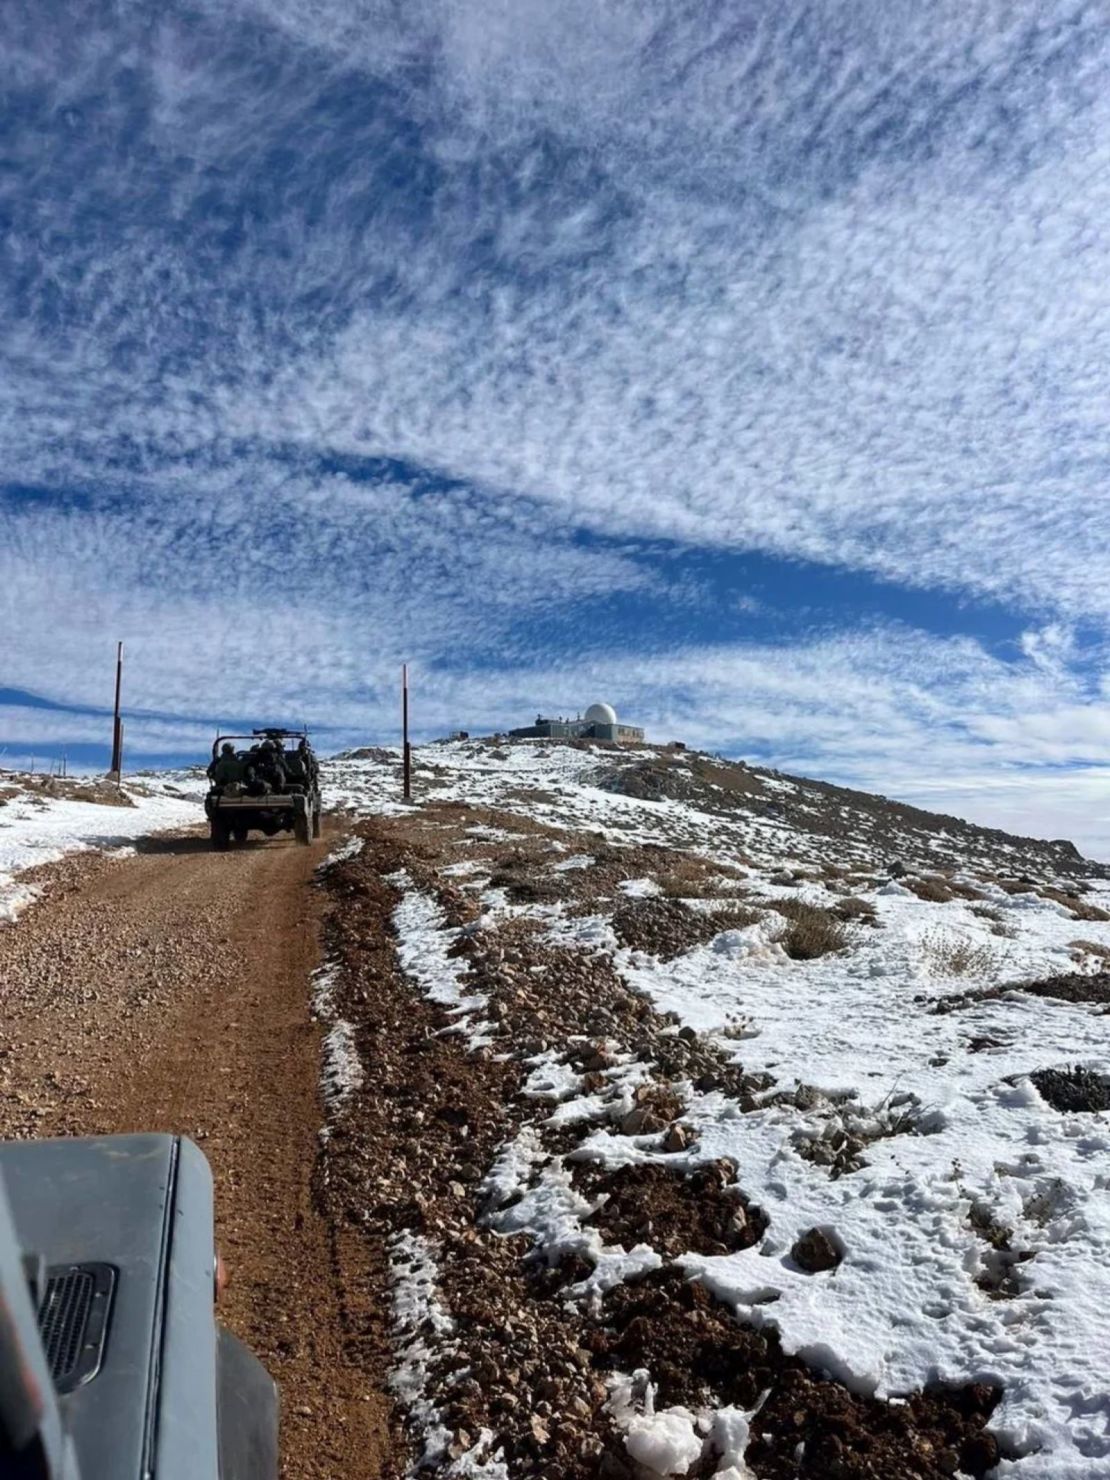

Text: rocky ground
xmin=311 ymin=804 xmax=1018 ymax=1479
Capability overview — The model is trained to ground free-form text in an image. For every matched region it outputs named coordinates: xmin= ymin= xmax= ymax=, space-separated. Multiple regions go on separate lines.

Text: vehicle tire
xmin=232 ymin=822 xmax=248 ymax=844
xmin=210 ymin=818 xmax=230 ymax=851
xmin=292 ymin=795 xmax=311 ymax=846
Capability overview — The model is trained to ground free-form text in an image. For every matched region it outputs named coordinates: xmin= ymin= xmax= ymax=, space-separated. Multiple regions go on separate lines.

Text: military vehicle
xmin=204 ymin=727 xmax=321 ymax=850
xmin=0 ymin=1133 xmax=278 ymax=1478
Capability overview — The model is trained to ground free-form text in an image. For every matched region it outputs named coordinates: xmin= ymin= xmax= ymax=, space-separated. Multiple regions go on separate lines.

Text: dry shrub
xmin=771 ymin=900 xmax=849 ymax=960
xmin=946 ymin=877 xmax=988 ymax=900
xmin=921 ymin=930 xmax=1000 ymax=978
xmin=1039 ymin=887 xmax=1110 ymax=923
xmin=970 ymin=905 xmax=1003 ymax=922
xmin=905 ymin=876 xmax=956 ymax=904
xmin=1069 ymin=939 xmax=1110 ymax=964
xmin=969 ymin=904 xmax=1018 ymax=939
xmin=833 ymin=895 xmax=878 ymax=925
xmin=995 ymin=879 xmax=1034 ymax=896
xmin=656 ymin=871 xmax=749 ymax=901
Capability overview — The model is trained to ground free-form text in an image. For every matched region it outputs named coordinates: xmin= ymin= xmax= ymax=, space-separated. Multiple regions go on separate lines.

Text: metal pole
xmin=110 ymin=641 xmax=124 ymax=779
xmin=402 ymin=664 xmax=412 ymax=802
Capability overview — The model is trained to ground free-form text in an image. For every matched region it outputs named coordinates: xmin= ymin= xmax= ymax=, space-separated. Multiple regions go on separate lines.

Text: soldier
xmin=253 ymin=739 xmax=287 ymax=794
xmin=297 ymin=737 xmax=318 ymax=788
xmin=207 ymin=742 xmax=242 ymax=787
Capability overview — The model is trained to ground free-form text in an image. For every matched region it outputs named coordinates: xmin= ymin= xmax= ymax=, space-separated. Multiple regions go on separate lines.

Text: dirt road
xmin=0 ymin=830 xmax=395 ymax=1479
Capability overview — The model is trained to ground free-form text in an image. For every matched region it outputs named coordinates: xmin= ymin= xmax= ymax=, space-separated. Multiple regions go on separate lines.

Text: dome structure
xmin=584 ymin=702 xmax=618 ymax=727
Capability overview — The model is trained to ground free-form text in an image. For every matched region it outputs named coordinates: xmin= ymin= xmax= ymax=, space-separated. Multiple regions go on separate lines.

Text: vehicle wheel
xmin=232 ymin=823 xmax=248 ymax=844
xmin=210 ymin=819 xmax=230 ymax=851
xmin=292 ymin=796 xmax=311 ymax=846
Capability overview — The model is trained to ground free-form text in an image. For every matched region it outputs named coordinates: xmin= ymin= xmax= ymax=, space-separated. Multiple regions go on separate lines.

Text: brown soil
xmin=1022 ymin=970 xmax=1110 ymax=1004
xmin=0 ymin=771 xmax=138 ymax=807
xmin=1028 ymin=1065 xmax=1110 ymax=1112
xmin=612 ymin=896 xmax=762 ymax=960
xmin=591 ymin=1270 xmax=1004 ymax=1479
xmin=577 ymin=1160 xmax=767 ymax=1257
xmin=0 ymin=829 xmax=395 ymax=1480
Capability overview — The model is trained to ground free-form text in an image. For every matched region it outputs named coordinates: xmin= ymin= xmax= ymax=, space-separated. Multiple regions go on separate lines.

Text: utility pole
xmin=109 ymin=641 xmax=124 ymax=781
xmin=402 ymin=663 xmax=412 ymax=802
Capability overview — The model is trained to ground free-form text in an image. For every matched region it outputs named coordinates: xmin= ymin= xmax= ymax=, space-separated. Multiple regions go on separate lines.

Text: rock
xmin=792 ymin=1226 xmax=842 ymax=1273
xmin=529 ymin=1414 xmax=550 ymax=1444
xmin=620 ymin=1107 xmax=667 ymax=1136
xmin=447 ymin=1430 xmax=473 ymax=1460
xmin=661 ymin=1123 xmax=692 ymax=1153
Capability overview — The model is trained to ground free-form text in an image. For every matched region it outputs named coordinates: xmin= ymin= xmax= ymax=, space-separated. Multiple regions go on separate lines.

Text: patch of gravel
xmin=611 ymin=895 xmax=762 ymax=960
xmin=1028 ymin=1065 xmax=1110 ymax=1112
xmin=574 ymin=1159 xmax=767 ymax=1258
xmin=1021 ymin=970 xmax=1110 ymax=1005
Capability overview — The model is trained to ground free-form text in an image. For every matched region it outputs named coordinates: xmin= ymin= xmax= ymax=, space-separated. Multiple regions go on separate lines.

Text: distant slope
xmin=331 ymin=739 xmax=1103 ymax=882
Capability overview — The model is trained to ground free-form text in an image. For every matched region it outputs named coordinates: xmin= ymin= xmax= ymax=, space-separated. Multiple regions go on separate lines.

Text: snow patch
xmin=389 ymin=1232 xmax=507 ymax=1478
xmin=320 ymin=1020 xmax=363 ymax=1110
xmin=392 ymin=873 xmax=495 ymax=1050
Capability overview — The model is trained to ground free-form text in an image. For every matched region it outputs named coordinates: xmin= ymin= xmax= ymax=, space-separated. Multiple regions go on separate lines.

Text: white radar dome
xmin=585 ymin=702 xmax=618 ymax=726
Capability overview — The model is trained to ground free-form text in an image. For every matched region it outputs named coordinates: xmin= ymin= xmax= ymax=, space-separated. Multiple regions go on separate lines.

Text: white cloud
xmin=4 ymin=2 xmax=1110 ymax=621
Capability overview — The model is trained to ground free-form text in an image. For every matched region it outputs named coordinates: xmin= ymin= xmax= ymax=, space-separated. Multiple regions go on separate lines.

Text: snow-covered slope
xmin=0 ymin=770 xmax=204 ymax=922
xmin=327 ymin=739 xmax=1110 ymax=1479
xmin=328 ymin=739 xmax=1101 ymax=881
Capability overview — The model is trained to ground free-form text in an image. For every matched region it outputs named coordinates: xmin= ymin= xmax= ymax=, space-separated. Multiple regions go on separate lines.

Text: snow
xmin=389 ymin=1232 xmax=508 ymax=1478
xmin=319 ymin=1020 xmax=363 ymax=1110
xmin=606 ymin=887 xmax=1110 ymax=1473
xmin=483 ymin=1125 xmax=662 ymax=1297
xmin=390 ymin=873 xmax=497 ymax=1049
xmin=620 ymin=876 xmax=663 ymax=898
xmin=625 ymin=1407 xmax=703 ymax=1475
xmin=0 ymin=774 xmax=203 ymax=923
xmin=319 ymin=833 xmax=365 ymax=869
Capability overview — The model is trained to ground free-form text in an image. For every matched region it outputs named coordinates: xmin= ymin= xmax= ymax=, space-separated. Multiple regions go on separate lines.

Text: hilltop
xmin=332 ymin=737 xmax=1102 ymax=882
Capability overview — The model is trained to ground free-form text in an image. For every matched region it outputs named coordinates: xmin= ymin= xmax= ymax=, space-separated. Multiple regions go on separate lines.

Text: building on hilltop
xmin=509 ymin=701 xmax=644 ymax=745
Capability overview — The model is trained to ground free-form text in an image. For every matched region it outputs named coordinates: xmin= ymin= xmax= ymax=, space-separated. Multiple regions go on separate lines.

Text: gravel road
xmin=0 ymin=828 xmax=395 ymax=1479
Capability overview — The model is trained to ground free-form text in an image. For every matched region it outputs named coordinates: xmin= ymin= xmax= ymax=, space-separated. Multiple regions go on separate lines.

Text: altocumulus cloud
xmin=3 ymin=0 xmax=1110 ymax=851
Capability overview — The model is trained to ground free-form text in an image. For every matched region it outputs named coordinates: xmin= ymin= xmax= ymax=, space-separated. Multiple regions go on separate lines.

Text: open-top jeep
xmin=204 ymin=727 xmax=321 ymax=850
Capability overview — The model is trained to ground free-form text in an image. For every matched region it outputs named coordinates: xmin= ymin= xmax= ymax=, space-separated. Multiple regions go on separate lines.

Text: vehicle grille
xmin=37 ymin=1263 xmax=116 ymax=1393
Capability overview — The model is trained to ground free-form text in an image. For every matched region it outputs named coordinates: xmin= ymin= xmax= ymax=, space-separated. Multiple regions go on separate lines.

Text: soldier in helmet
xmin=250 ymin=738 xmax=287 ymax=794
xmin=297 ymin=737 xmax=318 ymax=788
xmin=208 ymin=742 xmax=243 ymax=788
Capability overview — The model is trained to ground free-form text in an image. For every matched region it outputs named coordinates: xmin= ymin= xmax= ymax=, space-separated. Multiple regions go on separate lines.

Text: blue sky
xmin=4 ymin=0 xmax=1110 ymax=854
